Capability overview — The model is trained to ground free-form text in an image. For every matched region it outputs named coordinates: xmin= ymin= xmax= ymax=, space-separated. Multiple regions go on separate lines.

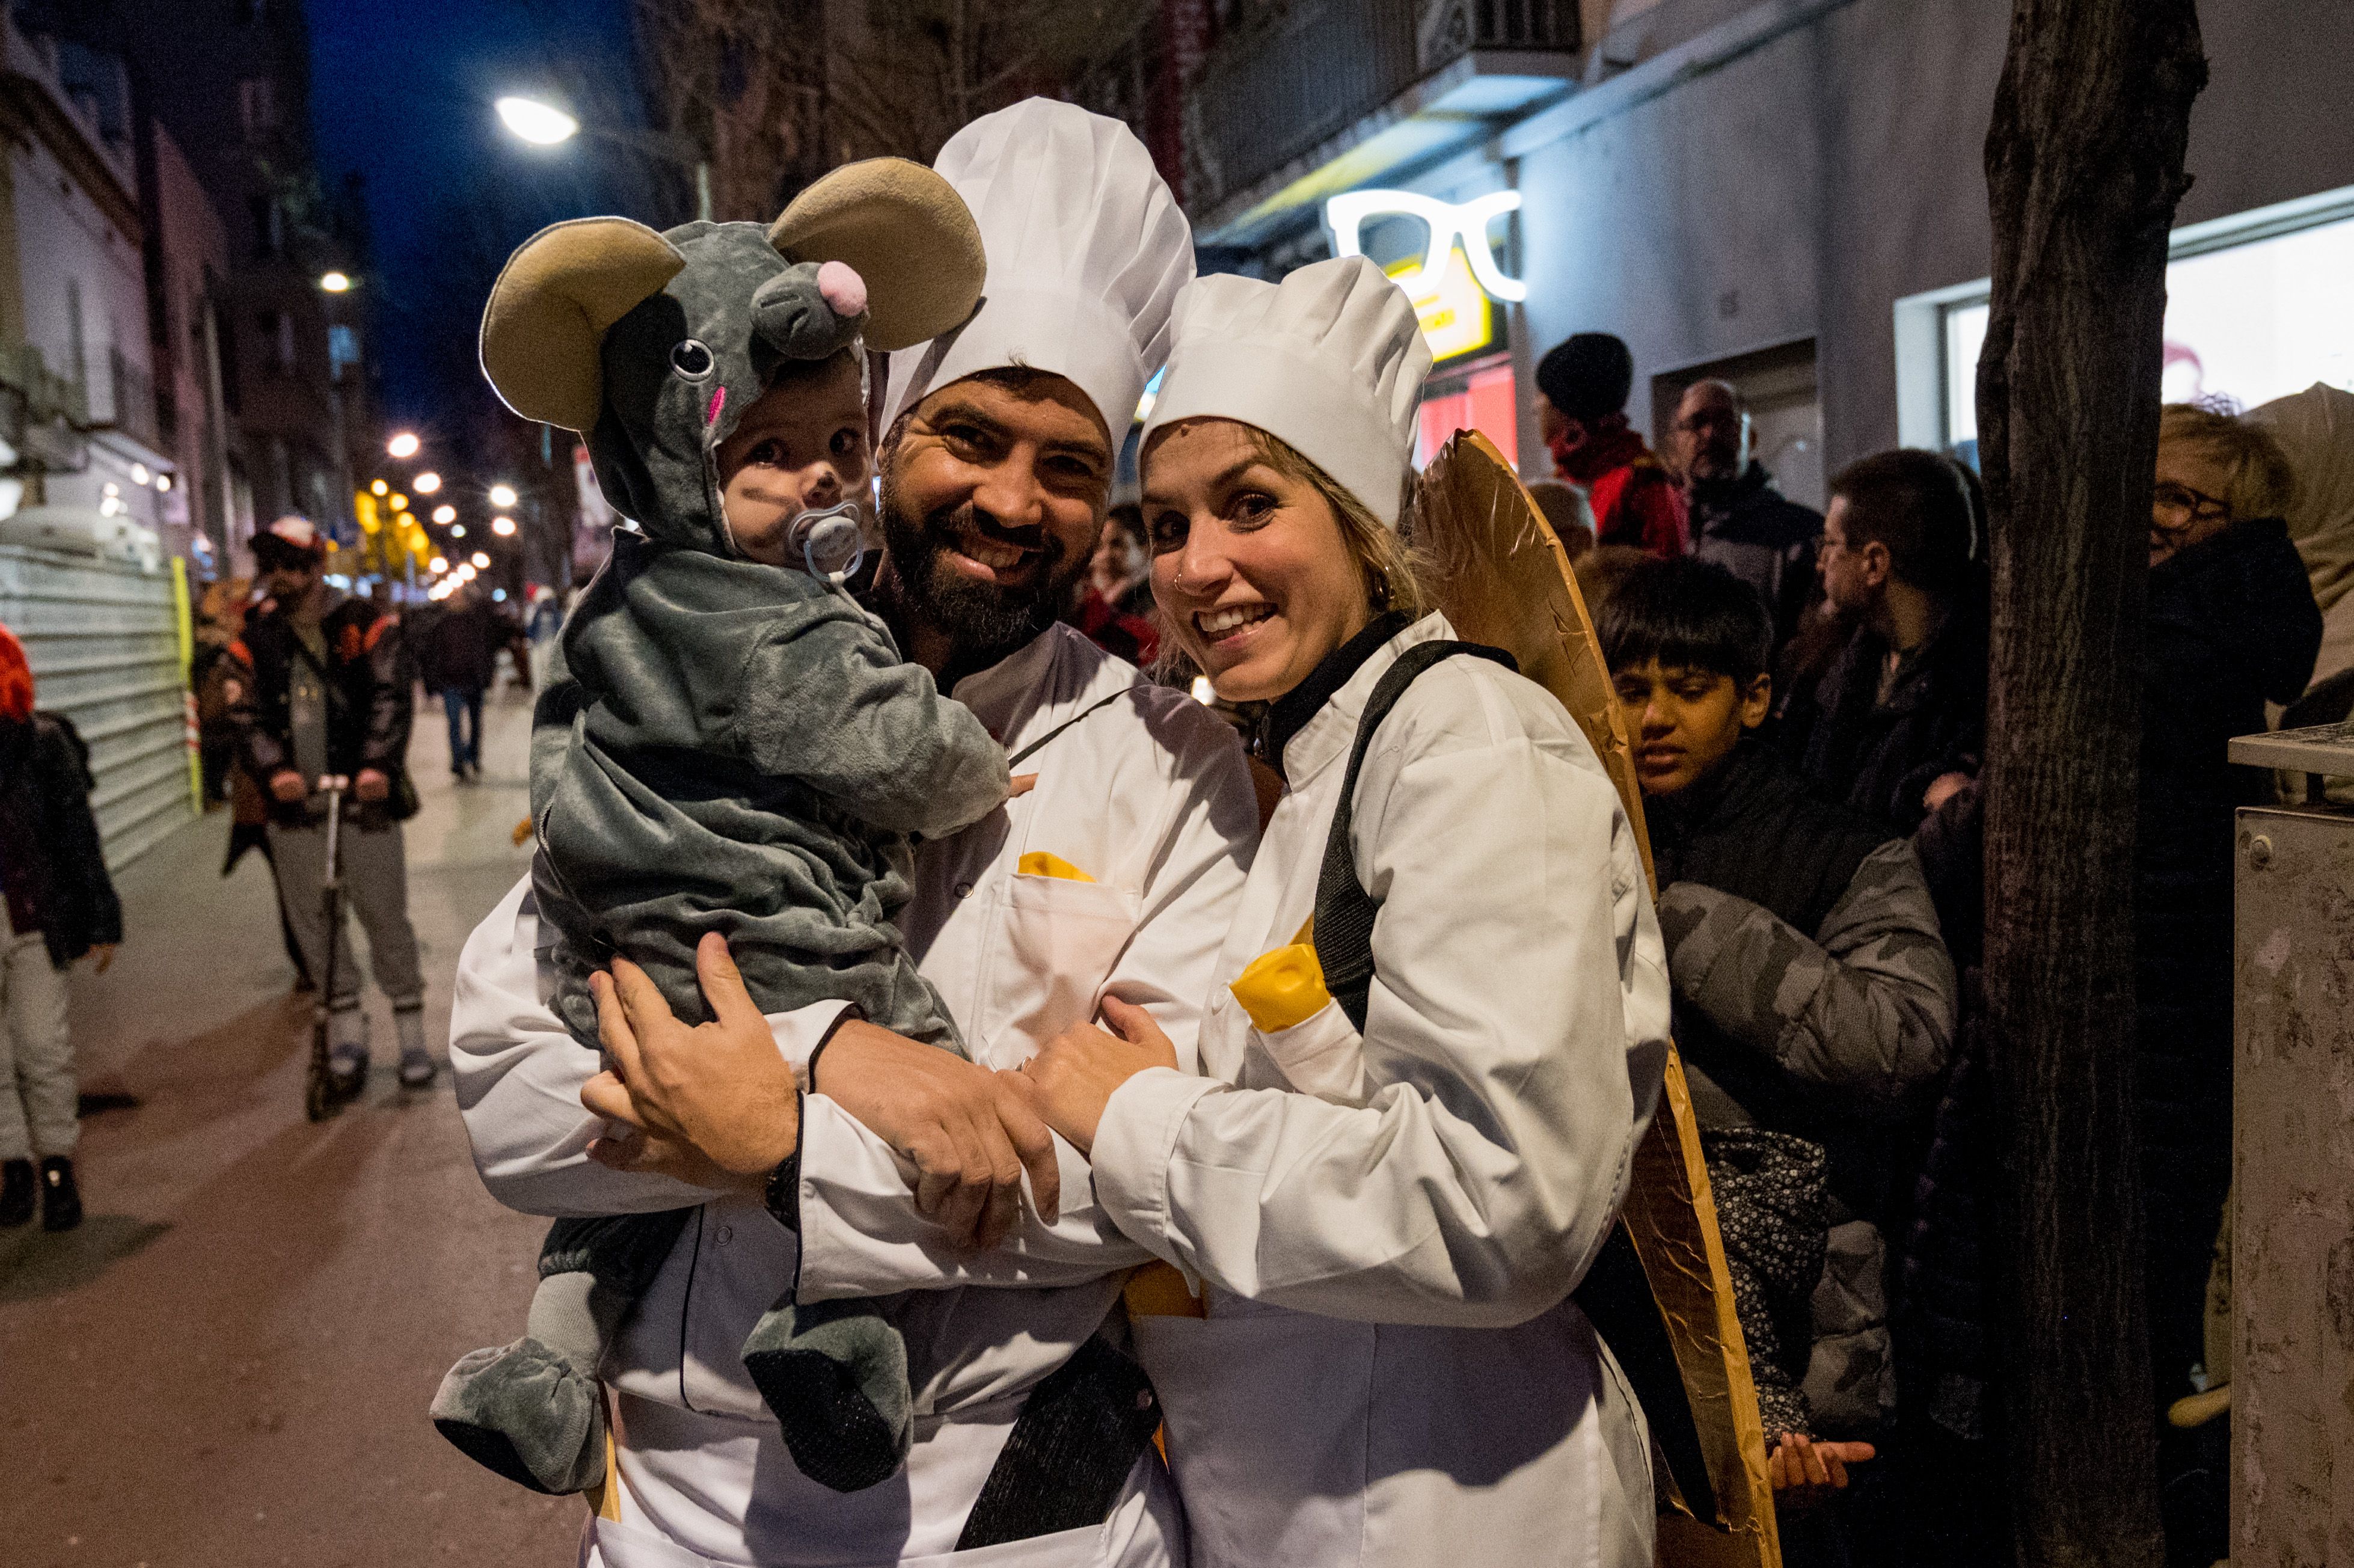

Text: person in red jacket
xmin=1536 ymin=332 xmax=1688 ymax=557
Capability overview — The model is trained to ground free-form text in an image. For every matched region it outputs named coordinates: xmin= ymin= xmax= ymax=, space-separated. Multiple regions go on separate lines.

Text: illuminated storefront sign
xmin=1325 ymin=189 xmax=1525 ymax=301
xmin=1387 ymin=247 xmax=1494 ymax=363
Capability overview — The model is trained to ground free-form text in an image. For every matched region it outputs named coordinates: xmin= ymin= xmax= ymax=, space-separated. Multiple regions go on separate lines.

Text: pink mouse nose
xmin=817 ymin=261 xmax=868 ymax=320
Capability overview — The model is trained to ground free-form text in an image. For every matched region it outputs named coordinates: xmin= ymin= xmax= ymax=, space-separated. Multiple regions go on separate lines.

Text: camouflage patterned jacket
xmin=1647 ymin=740 xmax=1958 ymax=1436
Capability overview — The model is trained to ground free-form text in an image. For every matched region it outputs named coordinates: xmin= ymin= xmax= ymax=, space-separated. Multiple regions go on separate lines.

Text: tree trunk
xmin=1976 ymin=3 xmax=2205 ymax=1565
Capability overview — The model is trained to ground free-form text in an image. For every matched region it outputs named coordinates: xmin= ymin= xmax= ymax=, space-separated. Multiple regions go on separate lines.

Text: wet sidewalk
xmin=0 ymin=682 xmax=580 ymax=1567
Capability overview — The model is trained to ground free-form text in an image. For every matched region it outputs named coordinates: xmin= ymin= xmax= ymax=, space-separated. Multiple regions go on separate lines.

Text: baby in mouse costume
xmin=431 ymin=160 xmax=1008 ymax=1499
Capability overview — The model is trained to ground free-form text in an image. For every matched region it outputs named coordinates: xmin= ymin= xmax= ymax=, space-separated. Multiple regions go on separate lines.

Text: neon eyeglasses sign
xmin=1324 ymin=189 xmax=1526 ymax=302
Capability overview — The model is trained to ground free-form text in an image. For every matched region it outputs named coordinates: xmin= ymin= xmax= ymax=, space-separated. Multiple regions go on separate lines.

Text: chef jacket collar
xmin=1261 ymin=609 xmax=1414 ymax=781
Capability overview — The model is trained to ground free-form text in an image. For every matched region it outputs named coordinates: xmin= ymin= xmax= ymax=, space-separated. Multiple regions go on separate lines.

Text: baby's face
xmin=715 ymin=352 xmax=871 ymax=568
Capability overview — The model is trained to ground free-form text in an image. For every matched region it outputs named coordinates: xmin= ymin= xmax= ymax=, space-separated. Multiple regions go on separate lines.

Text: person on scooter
xmin=227 ymin=516 xmax=431 ymax=1095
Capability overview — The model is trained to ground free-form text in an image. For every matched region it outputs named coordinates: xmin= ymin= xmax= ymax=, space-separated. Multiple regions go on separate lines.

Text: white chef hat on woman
xmin=1140 ymin=257 xmax=1432 ymax=527
xmin=884 ymin=99 xmax=1193 ymax=438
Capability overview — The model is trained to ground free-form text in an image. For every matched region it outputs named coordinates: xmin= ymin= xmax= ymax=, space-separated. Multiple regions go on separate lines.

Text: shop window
xmin=238 ymin=78 xmax=277 ymax=138
xmin=1900 ymin=183 xmax=2354 ymax=464
xmin=1416 ymin=355 xmax=1517 ymax=471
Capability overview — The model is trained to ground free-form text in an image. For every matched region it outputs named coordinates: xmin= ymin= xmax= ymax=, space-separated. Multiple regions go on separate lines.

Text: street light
xmin=389 ymin=493 xmax=408 ymax=512
xmin=320 ymin=271 xmax=353 ymax=293
xmin=495 ymin=93 xmax=710 ymax=221
xmin=450 ymin=524 xmax=466 ymax=538
xmin=458 ymin=563 xmax=477 ymax=581
xmin=370 ymin=479 xmax=388 ymax=496
xmin=488 ymin=483 xmax=518 ymax=509
xmin=495 ymin=95 xmax=579 ymax=146
xmin=471 ymin=551 xmax=491 ymax=569
xmin=387 ymin=432 xmax=421 ymax=459
xmin=414 ymin=472 xmax=442 ymax=494
xmin=432 ymin=504 xmax=456 ymax=524
xmin=491 ymin=515 xmax=516 ymax=536
xmin=429 ymin=556 xmax=449 ymax=574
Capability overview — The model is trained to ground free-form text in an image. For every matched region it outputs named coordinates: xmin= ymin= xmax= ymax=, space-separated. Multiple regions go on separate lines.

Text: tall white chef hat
xmin=1140 ymin=257 xmax=1432 ymax=527
xmin=884 ymin=99 xmax=1192 ymax=439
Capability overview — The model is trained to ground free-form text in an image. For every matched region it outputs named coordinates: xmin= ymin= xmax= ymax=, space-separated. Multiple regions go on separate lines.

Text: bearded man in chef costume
xmin=450 ymin=100 xmax=1256 ymax=1568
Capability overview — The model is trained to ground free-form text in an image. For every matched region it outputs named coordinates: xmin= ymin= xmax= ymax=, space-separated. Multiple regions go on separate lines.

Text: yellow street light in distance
xmin=471 ymin=551 xmax=491 ymax=569
xmin=495 ymin=96 xmax=579 ymax=146
xmin=387 ymin=432 xmax=421 ymax=460
xmin=431 ymin=504 xmax=456 ymax=524
xmin=414 ymin=471 xmax=441 ymax=495
xmin=429 ymin=556 xmax=449 ymax=574
xmin=370 ymin=479 xmax=388 ymax=496
xmin=320 ymin=271 xmax=352 ymax=293
xmin=389 ymin=494 xmax=408 ymax=512
xmin=488 ymin=483 xmax=518 ymax=509
xmin=491 ymin=515 xmax=516 ymax=536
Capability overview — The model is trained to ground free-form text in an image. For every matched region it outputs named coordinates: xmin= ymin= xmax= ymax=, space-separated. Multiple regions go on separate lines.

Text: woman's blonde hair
xmin=1239 ymin=426 xmax=1430 ymax=618
xmin=2160 ymin=402 xmax=2297 ymax=522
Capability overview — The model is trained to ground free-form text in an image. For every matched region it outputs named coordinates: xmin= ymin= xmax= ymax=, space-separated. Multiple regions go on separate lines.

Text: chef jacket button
xmin=954 ymin=881 xmax=974 ymax=898
xmin=716 ymin=1225 xmax=734 ymax=1246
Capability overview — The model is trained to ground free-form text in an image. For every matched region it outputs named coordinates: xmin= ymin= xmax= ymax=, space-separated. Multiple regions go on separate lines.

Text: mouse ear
xmin=480 ymin=218 xmax=685 ymax=432
xmin=768 ymin=159 xmax=984 ymax=353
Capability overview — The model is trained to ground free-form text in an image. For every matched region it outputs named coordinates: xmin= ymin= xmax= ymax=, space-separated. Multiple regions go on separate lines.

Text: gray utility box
xmin=2228 ymin=723 xmax=2354 ymax=1563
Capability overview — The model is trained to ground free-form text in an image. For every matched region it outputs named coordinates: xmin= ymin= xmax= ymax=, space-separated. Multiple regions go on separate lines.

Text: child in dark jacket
xmin=1601 ymin=557 xmax=1957 ymax=1554
xmin=0 ymin=622 xmax=123 ymax=1235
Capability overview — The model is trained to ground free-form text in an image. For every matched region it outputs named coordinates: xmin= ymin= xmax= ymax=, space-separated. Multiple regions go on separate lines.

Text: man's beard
xmin=877 ymin=474 xmax=1082 ymax=667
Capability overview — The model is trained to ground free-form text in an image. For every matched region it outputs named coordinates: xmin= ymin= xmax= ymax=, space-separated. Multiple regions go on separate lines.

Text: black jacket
xmin=228 ymin=592 xmax=416 ymax=822
xmin=1782 ymin=607 xmax=1988 ymax=833
xmin=1688 ymin=463 xmax=1823 ymax=650
xmin=2135 ymin=517 xmax=2320 ymax=1382
xmin=413 ymin=601 xmax=503 ymax=694
xmin=0 ymin=712 xmax=123 ymax=968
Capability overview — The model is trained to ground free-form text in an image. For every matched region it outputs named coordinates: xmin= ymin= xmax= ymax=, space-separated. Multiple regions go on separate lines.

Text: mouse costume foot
xmin=741 ymin=1299 xmax=914 ymax=1493
xmin=429 ymin=1335 xmax=607 ymax=1495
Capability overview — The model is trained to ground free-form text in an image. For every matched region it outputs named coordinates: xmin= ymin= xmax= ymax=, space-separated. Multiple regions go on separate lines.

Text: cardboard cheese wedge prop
xmin=1415 ymin=430 xmax=1782 ymax=1568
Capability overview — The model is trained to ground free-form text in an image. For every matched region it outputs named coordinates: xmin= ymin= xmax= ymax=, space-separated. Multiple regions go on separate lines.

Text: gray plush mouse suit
xmin=432 ymin=201 xmax=1004 ymax=1502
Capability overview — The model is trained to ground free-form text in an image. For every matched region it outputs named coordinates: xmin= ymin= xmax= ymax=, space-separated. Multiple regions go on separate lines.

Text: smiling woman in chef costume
xmin=1014 ymin=256 xmax=1671 ymax=1568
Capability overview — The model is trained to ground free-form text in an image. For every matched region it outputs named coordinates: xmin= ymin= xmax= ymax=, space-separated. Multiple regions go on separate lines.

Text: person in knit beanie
xmin=0 ymin=622 xmax=123 ymax=1233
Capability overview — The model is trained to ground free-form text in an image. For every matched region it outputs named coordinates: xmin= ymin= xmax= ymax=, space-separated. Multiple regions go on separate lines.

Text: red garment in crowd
xmin=1072 ymin=587 xmax=1159 ymax=669
xmin=1549 ymin=419 xmax=1688 ymax=557
xmin=0 ymin=622 xmax=34 ymax=721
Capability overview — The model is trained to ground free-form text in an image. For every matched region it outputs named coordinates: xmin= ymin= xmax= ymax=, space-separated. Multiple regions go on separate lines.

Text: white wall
xmin=1506 ymin=0 xmax=2354 ymax=470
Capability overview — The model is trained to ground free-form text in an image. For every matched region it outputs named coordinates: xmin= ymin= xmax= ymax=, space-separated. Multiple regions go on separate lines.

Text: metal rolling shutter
xmin=0 ymin=544 xmax=194 ymax=869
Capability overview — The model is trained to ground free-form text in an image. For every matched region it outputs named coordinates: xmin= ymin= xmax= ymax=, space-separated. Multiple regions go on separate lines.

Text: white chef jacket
xmin=450 ymin=623 xmax=1257 ymax=1568
xmin=1090 ymin=613 xmax=1672 ymax=1568
xmin=767 ymin=615 xmax=1675 ymax=1568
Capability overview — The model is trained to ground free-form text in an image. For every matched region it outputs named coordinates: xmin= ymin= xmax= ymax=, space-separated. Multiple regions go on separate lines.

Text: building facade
xmin=1183 ymin=0 xmax=2354 ymax=509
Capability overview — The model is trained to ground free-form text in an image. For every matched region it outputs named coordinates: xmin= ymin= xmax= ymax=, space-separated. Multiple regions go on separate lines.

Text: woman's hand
xmin=579 ymin=933 xmax=800 ymax=1189
xmin=1016 ymin=997 xmax=1178 ymax=1157
xmin=1766 ymin=1433 xmax=1875 ymax=1513
xmin=817 ymin=1021 xmax=1062 ymax=1250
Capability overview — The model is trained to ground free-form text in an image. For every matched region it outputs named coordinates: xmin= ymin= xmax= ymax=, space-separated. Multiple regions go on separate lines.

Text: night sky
xmin=305 ymin=0 xmax=675 ymax=435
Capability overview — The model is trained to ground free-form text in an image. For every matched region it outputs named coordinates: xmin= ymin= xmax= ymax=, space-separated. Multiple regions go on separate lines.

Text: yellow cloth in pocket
xmin=1124 ymin=1261 xmax=1204 ymax=1319
xmin=1016 ymin=851 xmax=1094 ymax=883
xmin=1229 ymin=942 xmax=1329 ymax=1033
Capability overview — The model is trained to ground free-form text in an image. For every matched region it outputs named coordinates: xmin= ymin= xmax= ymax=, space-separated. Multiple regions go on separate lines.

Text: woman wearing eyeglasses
xmin=2138 ymin=403 xmax=2319 ymax=1430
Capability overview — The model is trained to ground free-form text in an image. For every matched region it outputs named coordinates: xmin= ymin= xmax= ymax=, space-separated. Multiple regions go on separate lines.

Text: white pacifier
xmin=789 ymin=500 xmax=865 ymax=581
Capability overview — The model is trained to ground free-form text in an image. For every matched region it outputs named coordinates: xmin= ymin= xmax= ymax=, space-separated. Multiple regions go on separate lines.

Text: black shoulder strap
xmin=1311 ymin=640 xmax=1512 ymax=1032
xmin=1307 ymin=635 xmax=1726 ymax=1531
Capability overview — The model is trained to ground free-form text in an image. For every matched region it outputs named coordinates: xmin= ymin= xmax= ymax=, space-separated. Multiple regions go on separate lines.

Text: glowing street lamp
xmin=387 ymin=432 xmax=421 ymax=460
xmin=450 ymin=524 xmax=465 ymax=538
xmin=471 ymin=551 xmax=491 ymax=569
xmin=389 ymin=494 xmax=408 ymax=512
xmin=457 ymin=563 xmax=477 ymax=581
xmin=320 ymin=271 xmax=353 ymax=293
xmin=431 ymin=504 xmax=456 ymax=524
xmin=414 ymin=471 xmax=442 ymax=495
xmin=491 ymin=515 xmax=517 ymax=537
xmin=488 ymin=483 xmax=518 ymax=509
xmin=495 ymin=95 xmax=579 ymax=146
xmin=429 ymin=556 xmax=449 ymax=574
xmin=370 ymin=479 xmax=388 ymax=497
